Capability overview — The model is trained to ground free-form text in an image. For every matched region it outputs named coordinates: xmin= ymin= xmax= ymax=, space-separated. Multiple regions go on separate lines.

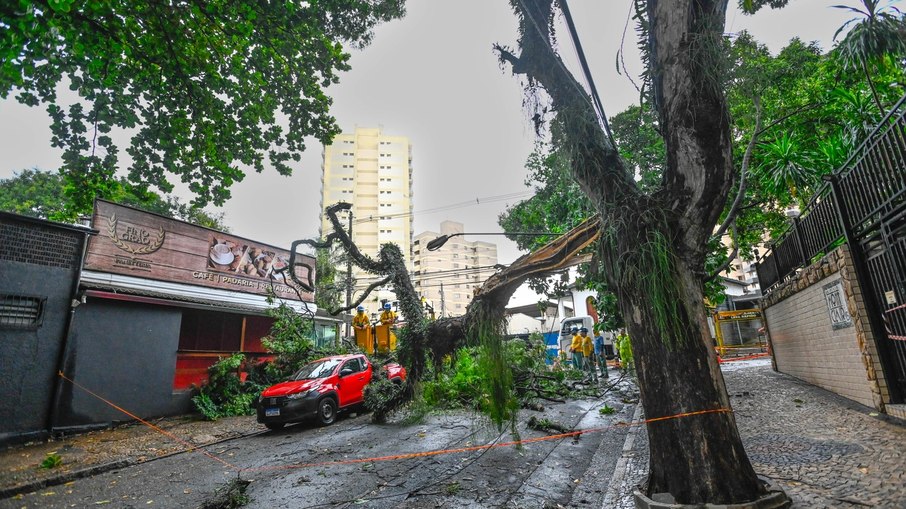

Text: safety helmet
xmin=580 ymin=327 xmax=588 ymax=333
xmin=383 ymin=303 xmax=392 ymax=310
xmin=357 ymin=306 xmax=364 ymax=312
xmin=571 ymin=327 xmax=578 ymax=333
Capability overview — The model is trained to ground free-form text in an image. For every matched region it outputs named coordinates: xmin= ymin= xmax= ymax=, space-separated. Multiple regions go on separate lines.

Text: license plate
xmin=265 ymin=408 xmax=280 ymax=417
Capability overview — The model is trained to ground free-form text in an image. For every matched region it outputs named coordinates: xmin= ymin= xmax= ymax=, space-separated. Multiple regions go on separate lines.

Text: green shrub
xmin=192 ymin=353 xmax=260 ymax=420
xmin=423 ymin=351 xmax=484 ymax=409
xmin=258 ymin=302 xmax=322 ymax=383
xmin=39 ymin=452 xmax=62 ymax=469
xmin=363 ymin=365 xmax=409 ymax=423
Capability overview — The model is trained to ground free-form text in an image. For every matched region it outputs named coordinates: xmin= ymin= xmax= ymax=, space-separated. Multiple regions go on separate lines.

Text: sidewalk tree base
xmin=633 ymin=476 xmax=791 ymax=509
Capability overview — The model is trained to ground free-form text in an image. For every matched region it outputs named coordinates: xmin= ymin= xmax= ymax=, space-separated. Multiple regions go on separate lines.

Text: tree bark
xmin=500 ymin=0 xmax=766 ymax=503
xmin=615 ymin=225 xmax=761 ymax=502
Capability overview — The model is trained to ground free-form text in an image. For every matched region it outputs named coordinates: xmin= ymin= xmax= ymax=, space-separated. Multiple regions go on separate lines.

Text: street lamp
xmin=426 ymin=231 xmax=554 ymax=251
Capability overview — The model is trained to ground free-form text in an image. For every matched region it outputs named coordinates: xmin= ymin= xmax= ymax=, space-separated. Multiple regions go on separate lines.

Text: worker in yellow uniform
xmin=379 ymin=303 xmax=397 ymax=325
xmin=352 ymin=306 xmax=370 ymax=330
xmin=580 ymin=327 xmax=597 ymax=383
xmin=569 ymin=327 xmax=583 ymax=370
xmin=374 ymin=302 xmax=398 ymax=353
xmin=352 ymin=306 xmax=372 ymax=353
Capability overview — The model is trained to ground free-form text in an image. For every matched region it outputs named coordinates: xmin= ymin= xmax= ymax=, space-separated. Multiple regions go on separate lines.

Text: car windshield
xmin=293 ymin=359 xmax=341 ymax=380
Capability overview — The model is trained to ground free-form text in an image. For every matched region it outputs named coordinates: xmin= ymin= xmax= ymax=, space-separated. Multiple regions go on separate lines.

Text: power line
xmin=354 ymin=264 xmax=505 ymax=283
xmin=515 ymin=0 xmax=614 ymax=143
xmin=560 ymin=0 xmax=613 ymax=143
xmin=348 ymin=191 xmax=533 ymax=226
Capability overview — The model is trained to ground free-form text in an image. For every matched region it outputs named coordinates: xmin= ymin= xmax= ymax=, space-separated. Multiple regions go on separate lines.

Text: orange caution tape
xmin=58 ymin=372 xmax=732 ymax=474
xmin=57 ymin=371 xmax=240 ymax=471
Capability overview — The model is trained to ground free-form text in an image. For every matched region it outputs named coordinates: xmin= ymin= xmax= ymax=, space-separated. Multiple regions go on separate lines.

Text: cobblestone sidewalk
xmin=601 ymin=358 xmax=906 ymax=508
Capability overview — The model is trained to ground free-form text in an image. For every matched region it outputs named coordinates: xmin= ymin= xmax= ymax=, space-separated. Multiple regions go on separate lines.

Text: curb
xmin=601 ymin=402 xmax=644 ymax=507
xmin=0 ymin=458 xmax=133 ymax=500
xmin=0 ymin=428 xmax=266 ymax=500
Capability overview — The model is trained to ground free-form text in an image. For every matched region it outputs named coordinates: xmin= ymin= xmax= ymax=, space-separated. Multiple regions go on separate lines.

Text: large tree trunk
xmin=614 ymin=224 xmax=761 ymax=502
xmin=499 ymin=0 xmax=768 ymax=504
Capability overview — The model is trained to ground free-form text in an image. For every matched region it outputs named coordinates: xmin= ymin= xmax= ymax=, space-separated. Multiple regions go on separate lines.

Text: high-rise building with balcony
xmin=412 ymin=221 xmax=498 ymax=317
xmin=320 ymin=127 xmax=413 ymax=310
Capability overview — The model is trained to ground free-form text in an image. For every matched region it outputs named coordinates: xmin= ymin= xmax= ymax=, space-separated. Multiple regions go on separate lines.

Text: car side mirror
xmin=340 ymin=368 xmax=354 ymax=377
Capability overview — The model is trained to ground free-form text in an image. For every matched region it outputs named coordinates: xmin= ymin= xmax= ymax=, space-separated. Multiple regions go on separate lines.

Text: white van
xmin=559 ymin=316 xmax=615 ymax=359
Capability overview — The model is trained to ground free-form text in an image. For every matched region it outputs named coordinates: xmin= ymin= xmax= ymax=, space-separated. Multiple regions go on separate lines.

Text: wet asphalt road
xmin=3 ymin=395 xmax=634 ymax=509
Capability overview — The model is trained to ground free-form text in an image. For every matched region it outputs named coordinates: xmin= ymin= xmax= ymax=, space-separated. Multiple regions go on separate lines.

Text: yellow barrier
xmin=354 ymin=327 xmax=374 ymax=354
xmin=374 ymin=324 xmax=397 ymax=353
xmin=713 ymin=309 xmax=765 ymax=356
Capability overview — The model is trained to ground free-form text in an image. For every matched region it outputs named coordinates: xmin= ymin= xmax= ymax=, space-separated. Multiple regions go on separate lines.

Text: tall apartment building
xmin=412 ymin=221 xmax=498 ymax=317
xmin=320 ymin=127 xmax=413 ymax=310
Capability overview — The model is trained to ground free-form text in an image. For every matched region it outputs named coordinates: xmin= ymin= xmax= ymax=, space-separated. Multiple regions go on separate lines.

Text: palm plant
xmin=833 ymin=0 xmax=906 ymax=111
xmin=812 ymin=132 xmax=854 ymax=174
xmin=757 ymin=132 xmax=817 ymax=209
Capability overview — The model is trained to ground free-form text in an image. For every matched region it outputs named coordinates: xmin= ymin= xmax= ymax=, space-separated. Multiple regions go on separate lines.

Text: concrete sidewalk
xmin=600 ymin=358 xmax=906 ymax=508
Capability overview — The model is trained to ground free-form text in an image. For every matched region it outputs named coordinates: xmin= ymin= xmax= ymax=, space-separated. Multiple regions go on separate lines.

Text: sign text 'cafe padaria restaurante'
xmin=56 ymin=200 xmax=334 ymax=431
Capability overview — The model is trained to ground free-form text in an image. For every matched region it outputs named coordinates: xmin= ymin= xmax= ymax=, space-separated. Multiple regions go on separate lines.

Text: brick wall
xmin=0 ymin=219 xmax=81 ymax=268
xmin=763 ymin=246 xmax=888 ymax=411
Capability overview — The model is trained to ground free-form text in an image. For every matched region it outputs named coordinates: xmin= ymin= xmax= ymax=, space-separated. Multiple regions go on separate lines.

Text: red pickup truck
xmin=256 ymin=354 xmax=406 ymax=430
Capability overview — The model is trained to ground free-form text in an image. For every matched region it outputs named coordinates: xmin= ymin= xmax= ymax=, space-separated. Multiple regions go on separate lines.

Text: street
xmin=2 ymin=386 xmax=636 ymax=508
xmin=4 ymin=361 xmax=905 ymax=508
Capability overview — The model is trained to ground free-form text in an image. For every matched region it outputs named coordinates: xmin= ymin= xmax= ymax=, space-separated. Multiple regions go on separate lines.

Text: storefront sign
xmin=714 ymin=309 xmax=761 ymax=322
xmin=84 ymin=201 xmax=314 ymax=301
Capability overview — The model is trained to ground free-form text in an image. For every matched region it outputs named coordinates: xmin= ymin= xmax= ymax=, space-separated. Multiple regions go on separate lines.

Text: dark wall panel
xmin=57 ymin=299 xmax=182 ymax=427
xmin=0 ymin=262 xmax=76 ymax=441
xmin=0 ymin=215 xmax=85 ymax=443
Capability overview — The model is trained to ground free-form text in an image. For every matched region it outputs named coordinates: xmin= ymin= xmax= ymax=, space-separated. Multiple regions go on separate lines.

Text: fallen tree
xmin=287 ymin=202 xmax=599 ymax=419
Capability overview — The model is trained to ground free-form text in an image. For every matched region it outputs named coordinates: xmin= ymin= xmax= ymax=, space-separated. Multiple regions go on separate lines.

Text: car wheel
xmin=317 ymin=397 xmax=338 ymax=426
xmin=265 ymin=422 xmax=285 ymax=430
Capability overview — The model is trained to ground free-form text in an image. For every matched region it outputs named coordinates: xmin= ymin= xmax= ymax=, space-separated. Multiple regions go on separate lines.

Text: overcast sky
xmin=0 ymin=0 xmax=880 ymax=264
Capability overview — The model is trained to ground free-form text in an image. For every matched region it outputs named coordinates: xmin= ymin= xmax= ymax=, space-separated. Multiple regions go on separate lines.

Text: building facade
xmin=320 ymin=127 xmax=413 ymax=310
xmin=412 ymin=221 xmax=497 ymax=317
xmin=1 ymin=202 xmax=340 ymax=442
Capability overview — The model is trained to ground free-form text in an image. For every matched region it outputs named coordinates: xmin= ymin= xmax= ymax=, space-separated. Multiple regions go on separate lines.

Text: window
xmin=178 ymin=309 xmax=242 ymax=351
xmin=341 ymin=358 xmax=364 ymax=375
xmin=0 ymin=294 xmax=45 ymax=329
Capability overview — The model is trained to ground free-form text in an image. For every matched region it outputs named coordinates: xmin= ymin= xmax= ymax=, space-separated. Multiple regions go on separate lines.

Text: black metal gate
xmin=757 ymin=94 xmax=906 ymax=402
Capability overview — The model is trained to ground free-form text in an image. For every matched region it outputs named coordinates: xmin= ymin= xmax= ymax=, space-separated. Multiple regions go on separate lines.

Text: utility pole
xmin=439 ymin=282 xmax=446 ymax=318
xmin=345 ymin=210 xmax=353 ymax=338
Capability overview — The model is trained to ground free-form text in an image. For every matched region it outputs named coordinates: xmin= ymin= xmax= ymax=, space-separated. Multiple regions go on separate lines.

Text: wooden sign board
xmin=84 ymin=201 xmax=314 ymax=302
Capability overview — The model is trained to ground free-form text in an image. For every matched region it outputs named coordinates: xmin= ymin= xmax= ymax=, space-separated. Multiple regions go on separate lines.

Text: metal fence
xmin=756 ymin=94 xmax=906 ymax=291
xmin=756 ymin=93 xmax=906 ymax=401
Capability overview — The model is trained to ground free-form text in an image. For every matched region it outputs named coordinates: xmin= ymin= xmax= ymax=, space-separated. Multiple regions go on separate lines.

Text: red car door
xmin=337 ymin=357 xmax=369 ymax=407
